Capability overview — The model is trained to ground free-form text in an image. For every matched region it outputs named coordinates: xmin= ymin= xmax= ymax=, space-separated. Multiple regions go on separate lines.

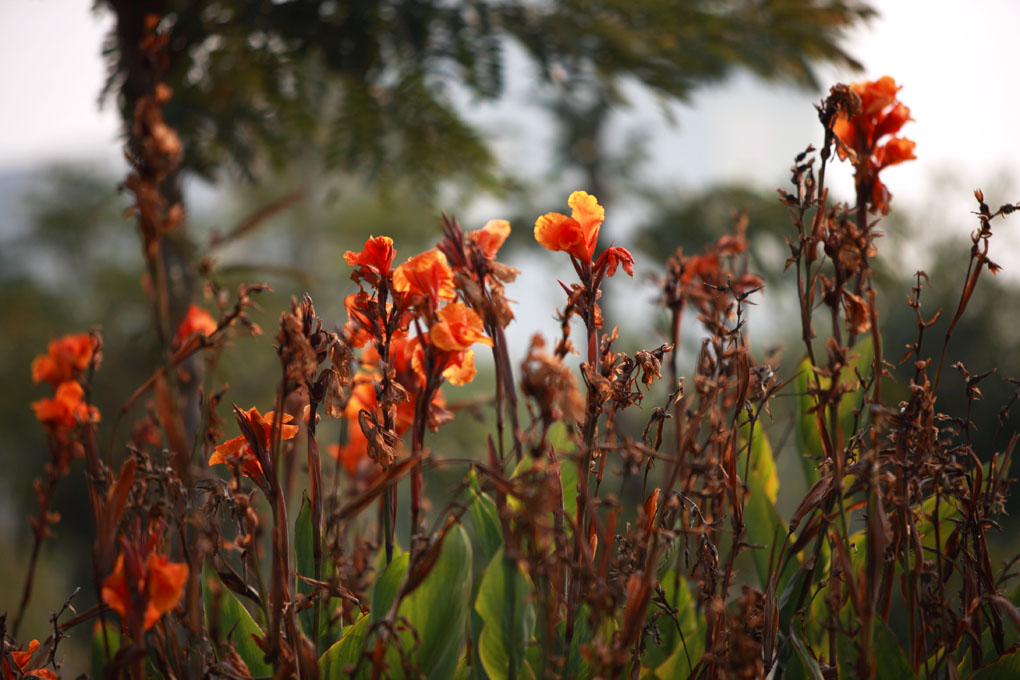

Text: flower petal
xmin=534 ymin=212 xmax=584 ymax=257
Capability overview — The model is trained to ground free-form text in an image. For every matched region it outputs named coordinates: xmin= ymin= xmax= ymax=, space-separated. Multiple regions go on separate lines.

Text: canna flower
xmin=534 ymin=191 xmax=605 ymax=262
xmin=31 ymin=333 xmax=94 ymax=386
xmin=2 ymin=639 xmax=57 ymax=680
xmin=343 ymin=292 xmax=382 ymax=348
xmin=832 ymin=76 xmax=916 ymax=214
xmin=412 ymin=339 xmax=479 ymax=386
xmin=345 ymin=235 xmax=396 ymax=284
xmin=329 ymin=425 xmax=372 ymax=477
xmin=429 ymin=302 xmax=493 ymax=352
xmin=102 ymin=551 xmax=189 ymax=631
xmin=393 ymin=249 xmax=456 ymax=305
xmin=209 ymin=406 xmax=299 ymax=483
xmin=32 ymin=380 xmax=100 ymax=427
xmin=435 ymin=348 xmax=477 ymax=386
xmin=468 ymin=219 xmax=511 ymax=259
xmin=173 ymin=304 xmax=217 ymax=349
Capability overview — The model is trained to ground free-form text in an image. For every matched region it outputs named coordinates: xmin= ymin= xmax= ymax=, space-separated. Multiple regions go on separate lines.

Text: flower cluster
xmin=662 ymin=222 xmax=763 ymax=317
xmin=832 ymin=76 xmax=916 ymax=214
xmin=30 ymin=333 xmax=100 ymax=471
xmin=208 ymin=406 xmax=299 ymax=488
xmin=331 ymin=229 xmax=505 ymax=475
xmin=1 ymin=639 xmax=57 ymax=680
xmin=101 ymin=530 xmax=189 ymax=633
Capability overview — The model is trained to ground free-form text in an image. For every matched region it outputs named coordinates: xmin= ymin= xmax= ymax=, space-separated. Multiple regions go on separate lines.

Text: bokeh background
xmin=3 ymin=1 xmax=1020 ymax=673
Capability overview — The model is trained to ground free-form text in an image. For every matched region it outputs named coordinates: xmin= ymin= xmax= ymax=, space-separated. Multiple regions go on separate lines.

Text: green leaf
xmin=547 ymin=422 xmax=576 ymax=453
xmin=548 ymin=422 xmax=579 ymax=520
xmin=371 ymin=547 xmax=409 ymax=623
xmin=789 ymin=626 xmax=824 ymax=680
xmin=794 ymin=337 xmax=873 ymax=486
xmin=507 ymin=450 xmax=578 ymax=535
xmin=740 ymin=423 xmax=795 ymax=593
xmin=202 ymin=562 xmax=273 ymax=677
xmin=396 ymin=524 xmax=473 ymax=679
xmin=91 ymin=620 xmax=121 ymax=680
xmin=295 ymin=493 xmax=340 ymax=650
xmin=468 ymin=469 xmax=504 ymax=564
xmin=648 ymin=571 xmax=702 ymax=677
xmin=559 ymin=455 xmax=579 ymax=522
xmin=319 ymin=613 xmax=371 ymax=680
xmin=560 ymin=605 xmax=594 ymax=680
xmin=968 ymin=649 xmax=1020 ymax=679
xmin=874 ymin=619 xmax=917 ymax=680
xmin=475 ymin=546 xmax=536 ymax=680
xmin=738 ymin=418 xmax=779 ymax=503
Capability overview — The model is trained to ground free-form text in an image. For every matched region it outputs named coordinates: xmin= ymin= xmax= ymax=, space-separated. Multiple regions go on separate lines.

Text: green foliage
xmin=467 ymin=469 xmax=503 ymax=564
xmin=91 ymin=621 xmax=121 ymax=680
xmin=740 ymin=420 xmax=793 ymax=591
xmin=968 ymin=650 xmax=1020 ymax=680
xmin=325 ymin=526 xmax=473 ymax=679
xmin=294 ymin=493 xmax=341 ymax=650
xmin=872 ymin=620 xmax=917 ymax=680
xmin=794 ymin=336 xmax=873 ymax=485
xmin=201 ymin=562 xmax=273 ymax=677
xmin=475 ymin=546 xmax=537 ymax=680
xmin=649 ymin=571 xmax=703 ymax=679
xmin=319 ymin=614 xmax=371 ymax=679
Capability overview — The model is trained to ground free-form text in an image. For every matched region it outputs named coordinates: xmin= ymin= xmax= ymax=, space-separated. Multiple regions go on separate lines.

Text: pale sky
xmin=2 ymin=1 xmax=1019 ymax=223
xmin=3 ymin=2 xmax=1019 ymax=206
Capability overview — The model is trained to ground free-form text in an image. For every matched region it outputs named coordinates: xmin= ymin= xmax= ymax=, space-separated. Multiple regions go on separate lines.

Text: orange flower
xmin=31 ymin=333 xmax=93 ymax=386
xmin=344 ymin=292 xmax=380 ymax=348
xmin=681 ymin=253 xmax=720 ymax=285
xmin=875 ymin=136 xmax=917 ymax=169
xmin=329 ymin=426 xmax=372 ymax=477
xmin=411 ymin=337 xmax=479 ymax=386
xmin=102 ymin=551 xmax=189 ymax=631
xmin=32 ymin=380 xmax=100 ymax=427
xmin=430 ymin=302 xmax=493 ymax=352
xmin=173 ymin=304 xmax=217 ymax=349
xmin=468 ymin=219 xmax=511 ymax=259
xmin=437 ymin=348 xmax=477 ymax=386
xmin=2 ymin=639 xmax=57 ymax=680
xmin=209 ymin=407 xmax=299 ymax=483
xmin=393 ymin=249 xmax=456 ymax=304
xmin=345 ymin=235 xmax=396 ymax=282
xmin=534 ymin=191 xmax=605 ymax=261
xmin=832 ymin=76 xmax=916 ymax=214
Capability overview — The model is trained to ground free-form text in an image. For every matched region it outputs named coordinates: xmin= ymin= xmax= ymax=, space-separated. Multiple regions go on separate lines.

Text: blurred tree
xmin=97 ymin=0 xmax=875 ymax=196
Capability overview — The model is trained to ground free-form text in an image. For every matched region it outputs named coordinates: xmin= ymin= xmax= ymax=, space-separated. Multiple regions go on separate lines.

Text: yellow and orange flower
xmin=393 ymin=249 xmax=456 ymax=304
xmin=433 ymin=348 xmax=478 ymax=386
xmin=31 ymin=333 xmax=94 ymax=386
xmin=209 ymin=407 xmax=299 ymax=483
xmin=102 ymin=551 xmax=189 ymax=631
xmin=345 ymin=235 xmax=396 ymax=280
xmin=410 ymin=344 xmax=476 ymax=388
xmin=2 ymin=639 xmax=57 ymax=680
xmin=32 ymin=380 xmax=100 ymax=427
xmin=468 ymin=219 xmax=511 ymax=259
xmin=534 ymin=191 xmax=605 ymax=262
xmin=430 ymin=302 xmax=493 ymax=352
xmin=173 ymin=304 xmax=217 ymax=349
